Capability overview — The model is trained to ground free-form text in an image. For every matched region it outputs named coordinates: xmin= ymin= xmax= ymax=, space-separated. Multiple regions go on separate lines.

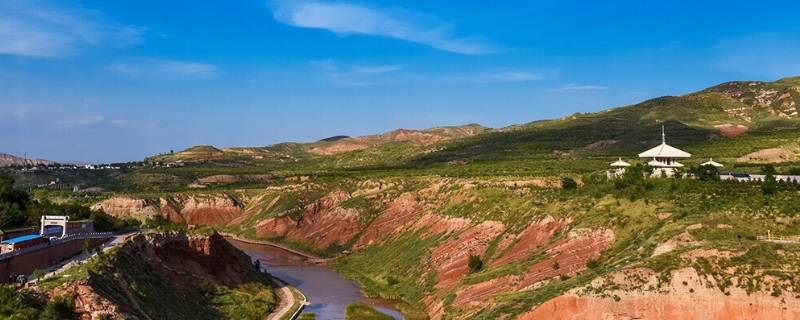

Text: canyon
xmin=91 ymin=176 xmax=800 ymax=319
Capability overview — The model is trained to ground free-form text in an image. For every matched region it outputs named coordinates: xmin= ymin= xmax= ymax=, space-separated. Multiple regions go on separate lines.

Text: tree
xmin=468 ymin=255 xmax=483 ymax=273
xmin=762 ymin=165 xmax=778 ymax=196
xmin=0 ymin=174 xmax=30 ymax=228
xmin=561 ymin=177 xmax=578 ymax=190
xmin=695 ymin=164 xmax=720 ymax=181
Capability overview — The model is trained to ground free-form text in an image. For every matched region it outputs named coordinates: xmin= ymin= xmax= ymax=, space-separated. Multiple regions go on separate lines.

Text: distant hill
xmin=149 ymin=124 xmax=489 ymax=163
xmin=0 ymin=153 xmax=55 ymax=167
xmin=411 ymin=76 xmax=800 ymax=164
xmin=148 ymin=77 xmax=800 ymax=166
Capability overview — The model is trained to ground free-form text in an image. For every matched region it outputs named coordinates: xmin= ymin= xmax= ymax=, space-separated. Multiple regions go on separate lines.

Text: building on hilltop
xmin=637 ymin=126 xmax=691 ymax=177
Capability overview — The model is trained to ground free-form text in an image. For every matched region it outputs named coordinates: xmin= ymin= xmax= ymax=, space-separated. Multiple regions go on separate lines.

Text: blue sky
xmin=2 ymin=0 xmax=800 ymax=163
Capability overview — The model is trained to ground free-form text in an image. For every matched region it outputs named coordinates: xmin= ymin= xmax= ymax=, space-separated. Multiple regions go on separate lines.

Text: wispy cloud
xmin=437 ymin=71 xmax=541 ymax=84
xmin=310 ymin=60 xmax=541 ymax=86
xmin=271 ymin=1 xmax=496 ymax=54
xmin=310 ymin=60 xmax=406 ymax=85
xmin=108 ymin=59 xmax=218 ymax=78
xmin=0 ymin=0 xmax=145 ymax=58
xmin=713 ymin=33 xmax=800 ymax=79
xmin=551 ymin=83 xmax=609 ymax=92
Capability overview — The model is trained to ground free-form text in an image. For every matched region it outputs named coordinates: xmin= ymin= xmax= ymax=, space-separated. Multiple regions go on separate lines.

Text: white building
xmin=638 ymin=127 xmax=691 ymax=177
xmin=607 ymin=158 xmax=631 ymax=179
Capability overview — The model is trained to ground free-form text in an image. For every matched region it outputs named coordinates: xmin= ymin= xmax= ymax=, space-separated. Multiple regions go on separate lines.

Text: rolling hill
xmin=144 ymin=77 xmax=800 ymax=172
xmin=0 ymin=152 xmax=56 ymax=167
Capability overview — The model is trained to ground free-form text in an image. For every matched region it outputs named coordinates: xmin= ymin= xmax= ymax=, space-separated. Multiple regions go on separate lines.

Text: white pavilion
xmin=607 ymin=158 xmax=631 ymax=178
xmin=701 ymin=158 xmax=724 ymax=168
xmin=637 ymin=127 xmax=691 ymax=177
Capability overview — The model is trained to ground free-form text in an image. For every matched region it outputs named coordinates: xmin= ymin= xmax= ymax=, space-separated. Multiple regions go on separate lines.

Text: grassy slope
xmin=38 ymin=235 xmax=278 ymax=320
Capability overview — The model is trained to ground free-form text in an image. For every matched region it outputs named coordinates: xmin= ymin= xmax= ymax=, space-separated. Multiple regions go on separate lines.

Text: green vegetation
xmin=206 ymin=283 xmax=276 ymax=320
xmin=0 ymin=174 xmax=138 ymax=231
xmin=345 ymin=302 xmax=394 ymax=320
xmin=468 ymin=255 xmax=483 ymax=273
xmin=0 ymin=286 xmax=41 ymax=320
xmin=40 ymin=295 xmax=78 ymax=320
xmin=298 ymin=313 xmax=316 ymax=320
xmin=332 ymin=231 xmax=438 ymax=320
xmin=0 ymin=286 xmax=81 ymax=320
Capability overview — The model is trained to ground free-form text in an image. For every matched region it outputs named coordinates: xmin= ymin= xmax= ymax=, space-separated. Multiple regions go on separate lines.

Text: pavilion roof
xmin=638 ymin=143 xmax=691 ymax=158
xmin=701 ymin=158 xmax=724 ymax=167
xmin=610 ymin=158 xmax=631 ymax=167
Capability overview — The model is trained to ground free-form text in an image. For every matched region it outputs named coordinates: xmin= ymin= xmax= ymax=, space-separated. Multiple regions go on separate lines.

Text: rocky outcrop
xmin=95 ymin=194 xmax=244 ymax=226
xmin=520 ymin=268 xmax=800 ymax=320
xmin=449 ymin=228 xmax=615 ymax=314
xmin=354 ymin=192 xmax=424 ymax=248
xmin=256 ymin=190 xmax=362 ymax=250
xmin=177 ymin=196 xmax=242 ymax=226
xmin=492 ymin=215 xmax=566 ymax=266
xmin=0 ymin=152 xmax=55 ymax=167
xmin=92 ymin=197 xmax=159 ymax=220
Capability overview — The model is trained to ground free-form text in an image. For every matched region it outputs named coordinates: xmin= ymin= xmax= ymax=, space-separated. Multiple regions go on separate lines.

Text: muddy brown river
xmin=226 ymin=238 xmax=404 ymax=320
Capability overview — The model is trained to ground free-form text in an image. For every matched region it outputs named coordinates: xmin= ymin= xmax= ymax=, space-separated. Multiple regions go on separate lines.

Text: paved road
xmin=268 ymin=278 xmax=298 ymax=320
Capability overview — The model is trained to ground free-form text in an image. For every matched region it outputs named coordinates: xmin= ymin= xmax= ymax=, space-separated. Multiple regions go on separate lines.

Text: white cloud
xmin=552 ymin=84 xmax=609 ymax=92
xmin=438 ymin=71 xmax=542 ymax=84
xmin=713 ymin=33 xmax=800 ymax=79
xmin=271 ymin=1 xmax=496 ymax=54
xmin=108 ymin=59 xmax=218 ymax=78
xmin=0 ymin=0 xmax=145 ymax=58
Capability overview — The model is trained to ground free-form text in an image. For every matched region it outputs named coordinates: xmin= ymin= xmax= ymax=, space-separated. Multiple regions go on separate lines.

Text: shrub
xmin=561 ymin=177 xmax=578 ymax=190
xmin=694 ymin=164 xmax=720 ymax=181
xmin=41 ymin=295 xmax=78 ymax=320
xmin=468 ymin=255 xmax=483 ymax=273
xmin=586 ymin=259 xmax=600 ymax=269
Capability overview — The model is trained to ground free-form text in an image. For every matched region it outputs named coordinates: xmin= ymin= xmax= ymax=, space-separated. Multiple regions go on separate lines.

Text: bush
xmin=0 ymin=285 xmax=41 ymax=319
xmin=468 ymin=255 xmax=483 ymax=273
xmin=41 ymin=295 xmax=78 ymax=320
xmin=694 ymin=164 xmax=720 ymax=181
xmin=561 ymin=177 xmax=578 ymax=190
xmin=586 ymin=259 xmax=600 ymax=269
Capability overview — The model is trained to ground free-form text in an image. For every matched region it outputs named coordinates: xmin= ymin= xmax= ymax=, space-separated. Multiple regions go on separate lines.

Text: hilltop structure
xmin=609 ymin=127 xmax=699 ymax=178
xmin=637 ymin=127 xmax=691 ymax=177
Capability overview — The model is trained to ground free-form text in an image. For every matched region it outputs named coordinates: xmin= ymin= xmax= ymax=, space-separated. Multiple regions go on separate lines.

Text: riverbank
xmin=226 ymin=236 xmax=406 ymax=320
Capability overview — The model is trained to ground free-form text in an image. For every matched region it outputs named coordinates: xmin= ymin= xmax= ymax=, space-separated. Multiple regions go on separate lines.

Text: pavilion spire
xmin=661 ymin=125 xmax=666 ymax=144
